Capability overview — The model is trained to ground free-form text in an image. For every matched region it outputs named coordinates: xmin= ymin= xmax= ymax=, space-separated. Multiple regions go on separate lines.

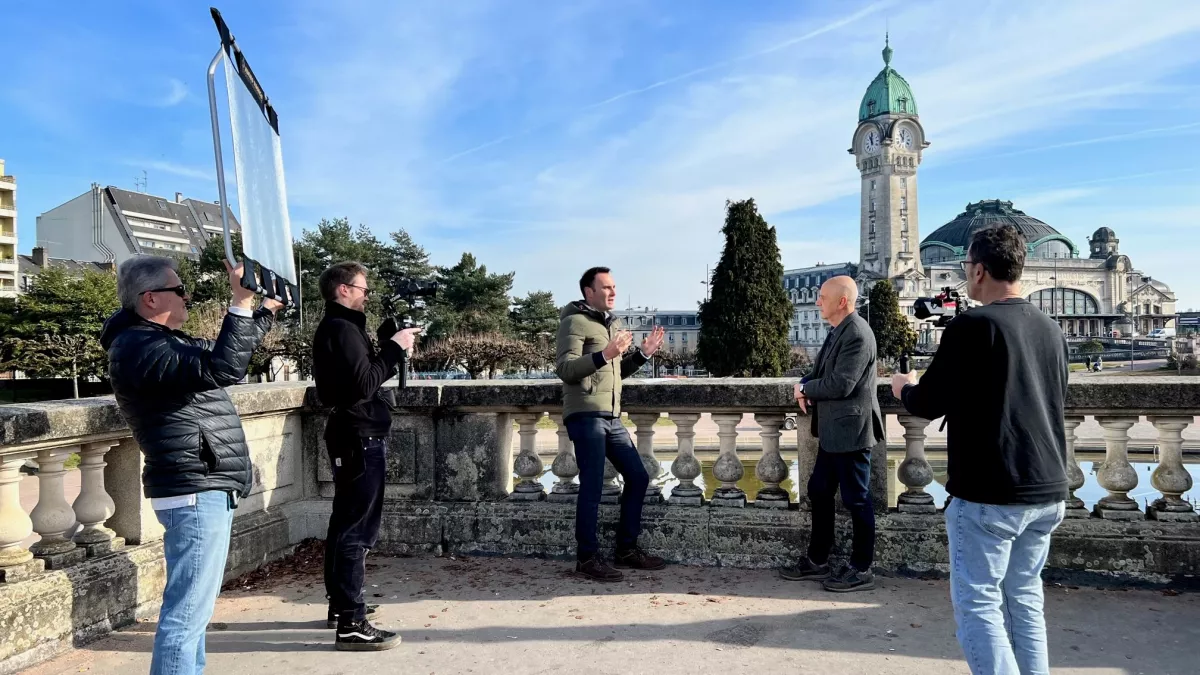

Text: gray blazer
xmin=802 ymin=312 xmax=885 ymax=453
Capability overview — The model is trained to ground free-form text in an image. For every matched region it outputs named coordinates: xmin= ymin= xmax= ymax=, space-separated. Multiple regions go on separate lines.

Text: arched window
xmin=1027 ymin=288 xmax=1099 ymax=315
xmin=1031 ymin=239 xmax=1073 ymax=259
xmin=920 ymin=245 xmax=958 ymax=265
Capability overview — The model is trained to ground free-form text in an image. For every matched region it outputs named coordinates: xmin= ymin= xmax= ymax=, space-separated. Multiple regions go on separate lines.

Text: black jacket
xmin=802 ymin=312 xmax=885 ymax=453
xmin=312 ymin=301 xmax=406 ymax=439
xmin=100 ymin=306 xmax=275 ymax=499
xmin=900 ymin=298 xmax=1069 ymax=505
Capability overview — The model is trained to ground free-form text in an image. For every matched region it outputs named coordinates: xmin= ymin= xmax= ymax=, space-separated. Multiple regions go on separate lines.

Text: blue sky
xmin=3 ymin=0 xmax=1200 ymax=309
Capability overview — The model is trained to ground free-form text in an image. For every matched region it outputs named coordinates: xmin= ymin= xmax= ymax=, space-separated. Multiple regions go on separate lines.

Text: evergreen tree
xmin=0 ymin=267 xmax=119 ymax=397
xmin=696 ymin=199 xmax=792 ymax=377
xmin=866 ymin=279 xmax=917 ymax=363
xmin=429 ymin=253 xmax=515 ymax=339
xmin=510 ymin=290 xmax=559 ymax=344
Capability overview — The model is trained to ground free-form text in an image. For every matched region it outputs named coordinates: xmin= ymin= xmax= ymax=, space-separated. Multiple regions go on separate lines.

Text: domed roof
xmin=859 ymin=36 xmax=919 ymax=121
xmin=1091 ymin=226 xmax=1117 ymax=242
xmin=922 ymin=200 xmax=1062 ymax=250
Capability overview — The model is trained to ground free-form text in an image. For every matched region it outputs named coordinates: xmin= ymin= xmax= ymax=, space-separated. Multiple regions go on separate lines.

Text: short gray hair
xmin=117 ymin=255 xmax=179 ymax=311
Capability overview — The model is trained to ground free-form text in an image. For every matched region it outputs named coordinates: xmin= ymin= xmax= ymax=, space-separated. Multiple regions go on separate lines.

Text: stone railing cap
xmin=1 ymin=382 xmax=309 ymax=449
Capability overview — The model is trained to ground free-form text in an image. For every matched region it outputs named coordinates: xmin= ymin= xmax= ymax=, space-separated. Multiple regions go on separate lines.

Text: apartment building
xmin=36 ymin=185 xmax=239 ymax=264
xmin=0 ymin=160 xmax=17 ymax=298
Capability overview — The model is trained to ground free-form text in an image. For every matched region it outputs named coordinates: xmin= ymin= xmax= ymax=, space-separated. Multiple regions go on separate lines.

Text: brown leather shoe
xmin=576 ymin=555 xmax=624 ymax=582
xmin=614 ymin=546 xmax=666 ymax=571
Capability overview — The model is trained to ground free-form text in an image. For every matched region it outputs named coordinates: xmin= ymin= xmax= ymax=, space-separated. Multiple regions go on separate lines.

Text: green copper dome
xmin=858 ymin=36 xmax=918 ymax=121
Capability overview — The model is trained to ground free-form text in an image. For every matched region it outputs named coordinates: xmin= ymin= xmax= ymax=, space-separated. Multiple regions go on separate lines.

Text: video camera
xmin=379 ymin=277 xmax=438 ymax=388
xmin=914 ymin=286 xmax=968 ymax=328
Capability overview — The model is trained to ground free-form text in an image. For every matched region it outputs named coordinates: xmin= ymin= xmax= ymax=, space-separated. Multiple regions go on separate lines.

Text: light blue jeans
xmin=151 ymin=490 xmax=235 ymax=675
xmin=945 ymin=497 xmax=1065 ymax=675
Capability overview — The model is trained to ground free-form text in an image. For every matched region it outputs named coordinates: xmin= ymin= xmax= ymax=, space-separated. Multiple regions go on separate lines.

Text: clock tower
xmin=850 ymin=36 xmax=928 ymax=293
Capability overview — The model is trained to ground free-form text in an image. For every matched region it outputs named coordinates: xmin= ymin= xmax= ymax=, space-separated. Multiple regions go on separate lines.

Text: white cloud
xmin=275 ymin=0 xmax=1200 ymax=309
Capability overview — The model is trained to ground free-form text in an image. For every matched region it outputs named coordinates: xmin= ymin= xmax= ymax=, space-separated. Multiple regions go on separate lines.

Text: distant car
xmin=1147 ymin=328 xmax=1176 ymax=339
xmin=783 ymin=415 xmax=797 ymax=431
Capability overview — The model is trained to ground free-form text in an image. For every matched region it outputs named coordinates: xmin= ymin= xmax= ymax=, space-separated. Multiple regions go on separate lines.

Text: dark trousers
xmin=807 ymin=447 xmax=875 ymax=571
xmin=323 ymin=435 xmax=387 ymax=623
xmin=566 ymin=416 xmax=650 ymax=561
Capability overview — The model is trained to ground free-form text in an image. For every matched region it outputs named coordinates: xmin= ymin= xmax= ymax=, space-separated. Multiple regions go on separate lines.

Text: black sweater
xmin=313 ymin=301 xmax=406 ymax=438
xmin=900 ymin=298 xmax=1069 ymax=505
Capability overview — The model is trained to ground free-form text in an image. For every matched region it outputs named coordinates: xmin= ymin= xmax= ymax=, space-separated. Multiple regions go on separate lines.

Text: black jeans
xmin=807 ymin=447 xmax=875 ymax=572
xmin=566 ymin=416 xmax=650 ymax=561
xmin=324 ymin=434 xmax=387 ymax=623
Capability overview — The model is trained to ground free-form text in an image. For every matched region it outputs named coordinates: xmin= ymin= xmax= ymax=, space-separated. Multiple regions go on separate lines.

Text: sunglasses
xmin=142 ymin=284 xmax=188 ymax=298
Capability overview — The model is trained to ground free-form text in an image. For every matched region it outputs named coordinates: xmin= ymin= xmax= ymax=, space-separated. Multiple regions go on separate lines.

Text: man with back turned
xmin=893 ymin=224 xmax=1069 ymax=675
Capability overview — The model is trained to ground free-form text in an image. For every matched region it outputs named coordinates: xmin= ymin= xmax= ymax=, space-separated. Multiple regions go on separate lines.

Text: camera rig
xmin=379 ymin=277 xmax=438 ymax=388
xmin=914 ymin=286 xmax=969 ymax=328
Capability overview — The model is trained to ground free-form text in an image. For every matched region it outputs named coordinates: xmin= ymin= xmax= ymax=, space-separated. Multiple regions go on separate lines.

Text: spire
xmin=882 ymin=33 xmax=893 ymax=67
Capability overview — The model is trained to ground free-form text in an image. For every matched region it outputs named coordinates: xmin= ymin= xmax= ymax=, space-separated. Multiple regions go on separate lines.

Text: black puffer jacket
xmin=99 ymin=306 xmax=274 ymax=498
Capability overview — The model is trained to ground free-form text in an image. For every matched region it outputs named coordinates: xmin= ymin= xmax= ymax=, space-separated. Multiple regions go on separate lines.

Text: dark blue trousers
xmin=807 ymin=447 xmax=875 ymax=571
xmin=566 ymin=416 xmax=650 ymax=561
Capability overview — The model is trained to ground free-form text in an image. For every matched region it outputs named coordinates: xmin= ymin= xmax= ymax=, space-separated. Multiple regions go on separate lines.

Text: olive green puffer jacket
xmin=555 ymin=301 xmax=648 ymax=421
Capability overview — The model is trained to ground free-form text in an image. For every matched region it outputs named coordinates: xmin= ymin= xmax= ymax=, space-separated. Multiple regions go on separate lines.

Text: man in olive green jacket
xmin=556 ymin=266 xmax=665 ymax=582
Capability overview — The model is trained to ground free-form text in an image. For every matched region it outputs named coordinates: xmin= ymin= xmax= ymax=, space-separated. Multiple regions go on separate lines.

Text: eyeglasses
xmin=141 ymin=285 xmax=187 ymax=298
xmin=960 ymin=259 xmax=977 ymax=273
xmin=344 ymin=283 xmax=371 ymax=296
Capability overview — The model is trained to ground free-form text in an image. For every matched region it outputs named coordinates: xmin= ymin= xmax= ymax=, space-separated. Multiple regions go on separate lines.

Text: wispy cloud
xmin=152 ymin=78 xmax=188 ymax=107
xmin=124 ymin=160 xmax=213 ymax=182
xmin=215 ymin=0 xmax=1200 ymax=309
xmin=437 ymin=1 xmax=897 ymax=165
xmin=1011 ymin=188 xmax=1100 ymax=211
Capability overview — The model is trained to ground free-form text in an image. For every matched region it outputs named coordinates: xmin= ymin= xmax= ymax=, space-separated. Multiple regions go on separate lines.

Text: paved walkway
xmin=22 ymin=547 xmax=1200 ymax=674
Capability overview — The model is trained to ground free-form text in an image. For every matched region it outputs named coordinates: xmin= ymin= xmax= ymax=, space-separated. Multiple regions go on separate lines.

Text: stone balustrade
xmin=1 ymin=376 xmax=1199 ymax=672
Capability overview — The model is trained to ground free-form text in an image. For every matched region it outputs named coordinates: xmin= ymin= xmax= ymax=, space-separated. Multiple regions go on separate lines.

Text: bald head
xmin=817 ymin=275 xmax=859 ymax=326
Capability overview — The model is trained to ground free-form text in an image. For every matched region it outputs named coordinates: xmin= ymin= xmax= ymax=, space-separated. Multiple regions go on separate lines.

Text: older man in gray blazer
xmin=781 ymin=275 xmax=884 ymax=592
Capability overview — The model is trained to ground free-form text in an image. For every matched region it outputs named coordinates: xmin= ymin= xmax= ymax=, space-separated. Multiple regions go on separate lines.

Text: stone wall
xmin=3 ymin=377 xmax=1200 ymax=673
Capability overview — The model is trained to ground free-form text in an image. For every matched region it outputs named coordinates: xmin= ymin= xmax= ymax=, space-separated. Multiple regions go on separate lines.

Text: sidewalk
xmin=23 ymin=547 xmax=1200 ymax=674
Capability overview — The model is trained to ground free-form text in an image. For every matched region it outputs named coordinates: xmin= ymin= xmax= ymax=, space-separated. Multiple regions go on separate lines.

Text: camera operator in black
xmin=313 ymin=261 xmax=421 ymax=651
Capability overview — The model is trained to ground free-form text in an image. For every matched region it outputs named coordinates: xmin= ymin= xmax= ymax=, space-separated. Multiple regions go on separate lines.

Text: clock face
xmin=864 ymin=130 xmax=880 ymax=155
xmin=898 ymin=128 xmax=914 ymax=150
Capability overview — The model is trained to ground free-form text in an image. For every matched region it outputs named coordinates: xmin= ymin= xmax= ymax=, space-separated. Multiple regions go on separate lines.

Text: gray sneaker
xmin=779 ymin=557 xmax=831 ymax=581
xmin=823 ymin=565 xmax=875 ymax=593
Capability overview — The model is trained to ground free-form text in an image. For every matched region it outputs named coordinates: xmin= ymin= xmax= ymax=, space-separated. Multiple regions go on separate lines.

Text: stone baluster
xmin=793 ymin=417 xmax=819 ymax=510
xmin=1093 ymin=417 xmax=1142 ymax=520
xmin=509 ymin=413 xmax=546 ymax=501
xmin=72 ymin=441 xmax=124 ymax=556
xmin=1147 ymin=416 xmax=1197 ymax=522
xmin=896 ymin=416 xmax=936 ymax=514
xmin=1063 ymin=416 xmax=1088 ymax=518
xmin=547 ymin=414 xmax=579 ymax=503
xmin=753 ymin=414 xmax=790 ymax=508
xmin=668 ymin=413 xmax=703 ymax=506
xmin=630 ymin=413 xmax=664 ymax=504
xmin=29 ymin=446 xmax=87 ymax=568
xmin=0 ymin=453 xmax=43 ymax=582
xmin=601 ymin=458 xmax=622 ymax=504
xmin=710 ymin=413 xmax=745 ymax=507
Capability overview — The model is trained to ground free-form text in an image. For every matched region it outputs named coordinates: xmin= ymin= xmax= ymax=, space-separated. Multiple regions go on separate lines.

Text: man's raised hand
xmin=641 ymin=326 xmax=665 ymax=357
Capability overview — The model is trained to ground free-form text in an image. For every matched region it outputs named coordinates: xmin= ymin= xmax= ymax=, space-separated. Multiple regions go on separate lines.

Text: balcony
xmin=2 ymin=379 xmax=1199 ymax=672
xmin=0 ymin=257 xmax=17 ymax=272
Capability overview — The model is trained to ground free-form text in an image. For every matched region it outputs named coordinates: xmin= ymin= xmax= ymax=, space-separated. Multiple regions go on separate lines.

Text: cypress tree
xmin=697 ymin=199 xmax=793 ymax=377
xmin=866 ymin=279 xmax=917 ymax=363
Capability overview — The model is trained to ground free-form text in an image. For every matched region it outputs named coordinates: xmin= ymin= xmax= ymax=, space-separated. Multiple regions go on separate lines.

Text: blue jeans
xmin=565 ymin=416 xmax=649 ymax=560
xmin=151 ymin=490 xmax=235 ymax=675
xmin=946 ymin=498 xmax=1065 ymax=675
